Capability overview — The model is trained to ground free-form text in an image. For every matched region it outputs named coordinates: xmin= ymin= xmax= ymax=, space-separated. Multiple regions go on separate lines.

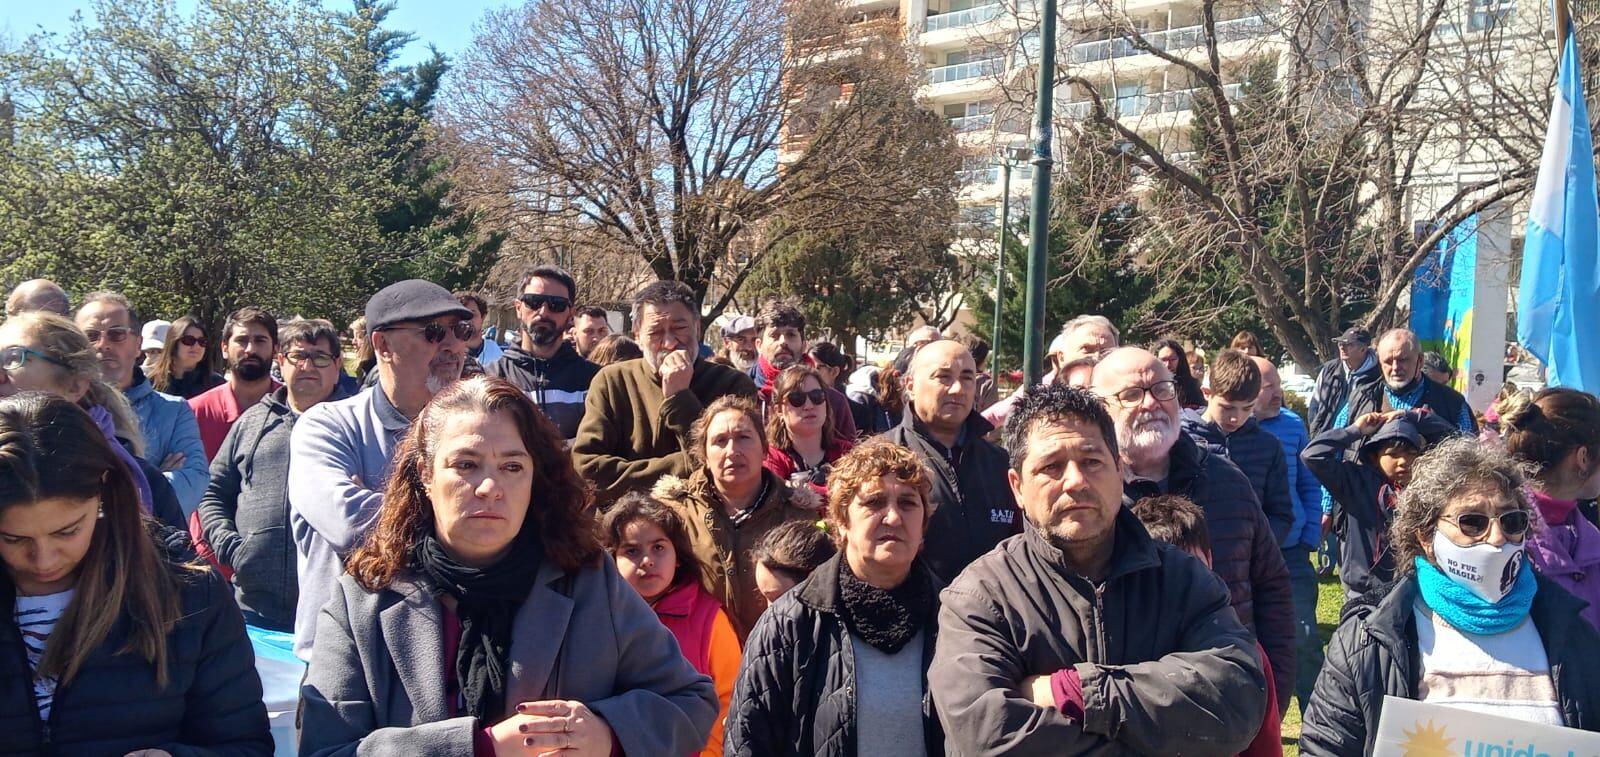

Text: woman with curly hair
xmin=298 ymin=377 xmax=717 ymax=756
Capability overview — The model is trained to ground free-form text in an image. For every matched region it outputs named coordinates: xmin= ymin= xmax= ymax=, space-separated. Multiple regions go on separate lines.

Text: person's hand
xmin=1020 ymin=674 xmax=1053 ymax=707
xmin=659 ymin=349 xmax=694 ymax=397
xmin=1320 ymin=513 xmax=1334 ymax=541
xmin=159 ymin=452 xmax=186 ymax=472
xmin=124 ymin=750 xmax=173 ymax=757
xmin=1352 ymin=412 xmax=1389 ymax=435
xmin=499 ymin=700 xmax=615 ymax=757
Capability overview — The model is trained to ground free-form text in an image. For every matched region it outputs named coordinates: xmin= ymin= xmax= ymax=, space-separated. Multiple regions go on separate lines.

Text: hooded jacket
xmin=197 ymin=384 xmax=351 ymax=631
xmin=1301 ymin=411 xmax=1458 ymax=598
xmin=1125 ymin=433 xmax=1296 ymax=706
xmin=1299 ymin=574 xmax=1600 ymax=755
xmin=482 ymin=341 xmax=600 ymax=440
xmin=0 ymin=532 xmax=273 ymax=756
xmin=928 ymin=510 xmax=1268 ymax=756
xmin=573 ymin=357 xmax=757 ymax=508
xmin=652 ymin=468 xmax=822 ymax=641
xmin=1181 ymin=410 xmax=1296 ymax=545
xmin=725 ymin=555 xmax=945 ymax=757
xmin=880 ymin=410 xmax=1022 ymax=584
xmin=124 ymin=368 xmax=210 ymax=513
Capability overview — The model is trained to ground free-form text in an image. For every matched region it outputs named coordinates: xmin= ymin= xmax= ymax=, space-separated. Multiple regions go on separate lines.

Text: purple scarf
xmin=87 ymin=404 xmax=154 ymax=514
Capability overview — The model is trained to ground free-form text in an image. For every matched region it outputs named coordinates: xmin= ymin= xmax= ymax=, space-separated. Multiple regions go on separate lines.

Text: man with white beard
xmin=285 ymin=279 xmax=471 ymax=660
xmin=1092 ymin=347 xmax=1297 ymax=714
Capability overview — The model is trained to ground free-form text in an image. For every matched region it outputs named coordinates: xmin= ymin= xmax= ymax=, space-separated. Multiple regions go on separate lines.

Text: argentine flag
xmin=1519 ymin=25 xmax=1600 ymax=392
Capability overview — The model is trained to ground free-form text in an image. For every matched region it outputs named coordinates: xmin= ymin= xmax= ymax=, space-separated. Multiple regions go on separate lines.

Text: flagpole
xmin=1556 ymin=0 xmax=1569 ymax=48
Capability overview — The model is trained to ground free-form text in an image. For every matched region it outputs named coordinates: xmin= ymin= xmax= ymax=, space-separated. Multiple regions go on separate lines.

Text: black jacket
xmin=1300 ymin=574 xmax=1600 ymax=755
xmin=724 ymin=555 xmax=944 ymax=756
xmin=928 ymin=511 xmax=1268 ymax=755
xmin=0 ymin=535 xmax=272 ymax=756
xmin=1346 ymin=373 xmax=1478 ymax=435
xmin=880 ymin=410 xmax=1021 ymax=583
xmin=1309 ymin=354 xmax=1380 ymax=435
xmin=1301 ymin=412 xmax=1458 ymax=597
xmin=1125 ymin=433 xmax=1295 ymax=706
xmin=164 ymin=369 xmax=224 ymax=400
xmin=484 ymin=342 xmax=601 ymax=439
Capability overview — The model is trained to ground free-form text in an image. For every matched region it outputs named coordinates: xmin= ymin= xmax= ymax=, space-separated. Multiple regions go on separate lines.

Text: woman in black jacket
xmin=725 ymin=440 xmax=944 ymax=756
xmin=1300 ymin=437 xmax=1600 ymax=755
xmin=147 ymin=315 xmax=224 ymax=399
xmin=0 ymin=393 xmax=271 ymax=756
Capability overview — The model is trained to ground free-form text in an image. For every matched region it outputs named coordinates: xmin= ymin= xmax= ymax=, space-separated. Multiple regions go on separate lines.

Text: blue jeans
xmin=1283 ymin=544 xmax=1324 ymax=715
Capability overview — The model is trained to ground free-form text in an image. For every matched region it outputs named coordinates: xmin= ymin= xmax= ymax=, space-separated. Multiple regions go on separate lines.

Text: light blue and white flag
xmin=1519 ymin=24 xmax=1600 ymax=392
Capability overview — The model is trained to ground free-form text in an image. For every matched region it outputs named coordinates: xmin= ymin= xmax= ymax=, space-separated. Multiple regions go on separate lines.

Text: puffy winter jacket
xmin=1345 ymin=373 xmax=1477 ymax=435
xmin=1300 ymin=574 xmax=1600 ymax=755
xmin=1181 ymin=411 xmax=1296 ymax=545
xmin=1257 ymin=408 xmax=1323 ymax=549
xmin=879 ymin=411 xmax=1022 ymax=584
xmin=124 ymin=368 xmax=211 ymax=513
xmin=929 ymin=511 xmax=1268 ymax=755
xmin=1124 ymin=433 xmax=1296 ymax=707
xmin=0 ymin=536 xmax=272 ymax=756
xmin=482 ymin=341 xmax=601 ymax=440
xmin=1308 ymin=354 xmax=1379 ymax=435
xmin=724 ymin=555 xmax=944 ymax=756
xmin=198 ymin=385 xmax=349 ymax=631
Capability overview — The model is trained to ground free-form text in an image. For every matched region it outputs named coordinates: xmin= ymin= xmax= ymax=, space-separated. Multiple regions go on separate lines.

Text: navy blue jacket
xmin=1182 ymin=410 xmax=1296 ymax=546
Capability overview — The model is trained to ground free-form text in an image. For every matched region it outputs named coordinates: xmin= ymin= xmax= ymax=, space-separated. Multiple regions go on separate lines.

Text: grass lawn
xmin=1279 ymin=575 xmax=1346 ymax=756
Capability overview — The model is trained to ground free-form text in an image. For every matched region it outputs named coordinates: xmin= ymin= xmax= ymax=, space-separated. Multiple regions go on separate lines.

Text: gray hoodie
xmin=198 ymin=384 xmax=349 ymax=631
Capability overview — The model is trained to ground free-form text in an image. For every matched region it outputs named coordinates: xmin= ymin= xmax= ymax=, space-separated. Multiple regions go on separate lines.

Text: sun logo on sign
xmin=1400 ymin=720 xmax=1454 ymax=757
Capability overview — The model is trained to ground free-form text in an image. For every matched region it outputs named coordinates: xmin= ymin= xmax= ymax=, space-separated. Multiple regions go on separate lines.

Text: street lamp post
xmin=993 ymin=159 xmax=1010 ymax=381
xmin=1023 ymin=0 xmax=1057 ymax=387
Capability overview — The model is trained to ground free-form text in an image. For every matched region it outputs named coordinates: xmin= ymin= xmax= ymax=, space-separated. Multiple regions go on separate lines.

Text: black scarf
xmin=414 ymin=532 xmax=545 ymax=721
xmin=837 ymin=559 xmax=933 ymax=654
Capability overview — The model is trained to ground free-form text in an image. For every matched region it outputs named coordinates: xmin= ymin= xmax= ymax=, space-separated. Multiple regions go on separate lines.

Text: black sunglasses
xmin=379 ymin=321 xmax=473 ymax=344
xmin=784 ymin=388 xmax=827 ymax=408
xmin=519 ymin=294 xmax=571 ymax=313
xmin=1441 ymin=510 xmax=1531 ymax=540
xmin=176 ymin=335 xmax=206 ymax=347
xmin=83 ymin=326 xmax=133 ymax=344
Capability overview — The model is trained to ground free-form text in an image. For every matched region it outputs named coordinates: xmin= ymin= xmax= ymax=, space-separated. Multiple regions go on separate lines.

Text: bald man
xmin=1250 ymin=354 xmax=1327 ymax=716
xmin=1340 ymin=328 xmax=1475 ymax=434
xmin=1092 ymin=347 xmax=1295 ymax=710
xmin=5 ymin=279 xmax=70 ymax=317
xmin=880 ymin=339 xmax=1021 ymax=582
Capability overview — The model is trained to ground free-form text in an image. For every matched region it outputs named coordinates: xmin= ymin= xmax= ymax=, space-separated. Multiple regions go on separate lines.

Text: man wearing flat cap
xmin=1309 ymin=326 xmax=1380 ymax=436
xmin=286 ymin=279 xmax=473 ymax=660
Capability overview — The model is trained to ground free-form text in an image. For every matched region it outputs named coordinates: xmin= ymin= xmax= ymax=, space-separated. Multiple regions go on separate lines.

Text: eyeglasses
xmin=281 ymin=350 xmax=338 ymax=368
xmin=784 ymin=388 xmax=828 ymax=408
xmin=519 ymin=294 xmax=571 ymax=313
xmin=378 ymin=321 xmax=474 ymax=344
xmin=1441 ymin=510 xmax=1531 ymax=540
xmin=1105 ymin=380 xmax=1178 ymax=408
xmin=0 ymin=346 xmax=69 ymax=372
xmin=176 ymin=335 xmax=206 ymax=348
xmin=83 ymin=327 xmax=132 ymax=344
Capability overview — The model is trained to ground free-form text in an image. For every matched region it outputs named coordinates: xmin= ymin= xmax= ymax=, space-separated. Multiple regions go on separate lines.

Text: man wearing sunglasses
xmin=746 ymin=301 xmax=857 ymax=439
xmin=1303 ymin=407 xmax=1459 ymax=600
xmin=483 ymin=265 xmax=599 ymax=441
xmin=76 ymin=290 xmax=211 ymax=514
xmin=573 ymin=280 xmax=757 ymax=508
xmin=286 ymin=279 xmax=472 ymax=660
xmin=1091 ymin=346 xmax=1297 ymax=712
xmin=199 ymin=318 xmax=350 ymax=633
xmin=189 ymin=307 xmax=281 ymax=461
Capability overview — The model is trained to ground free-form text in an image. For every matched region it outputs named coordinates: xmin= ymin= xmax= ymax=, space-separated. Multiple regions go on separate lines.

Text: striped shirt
xmin=15 ymin=590 xmax=74 ymax=720
xmin=1414 ymin=600 xmax=1564 ymax=725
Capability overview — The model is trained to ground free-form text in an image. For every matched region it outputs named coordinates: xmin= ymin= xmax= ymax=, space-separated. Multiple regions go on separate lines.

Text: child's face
xmin=613 ymin=519 xmax=677 ymax=603
xmin=1373 ymin=443 xmax=1420 ymax=487
xmin=1205 ymin=395 xmax=1257 ymax=434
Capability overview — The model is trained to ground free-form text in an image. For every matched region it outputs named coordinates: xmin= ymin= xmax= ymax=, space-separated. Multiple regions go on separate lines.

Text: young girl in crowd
xmin=751 ymin=519 xmax=837 ymax=606
xmin=603 ymin=492 xmax=741 ymax=757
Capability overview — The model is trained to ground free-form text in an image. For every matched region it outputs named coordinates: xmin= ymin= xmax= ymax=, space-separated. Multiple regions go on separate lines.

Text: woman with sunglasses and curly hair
xmin=764 ymin=366 xmax=854 ymax=497
xmin=147 ymin=316 xmax=224 ymax=399
xmin=1300 ymin=438 xmax=1600 ymax=755
xmin=299 ymin=377 xmax=717 ymax=756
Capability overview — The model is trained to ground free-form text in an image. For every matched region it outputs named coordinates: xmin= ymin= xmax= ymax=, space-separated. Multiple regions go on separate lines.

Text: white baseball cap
xmin=141 ymin=320 xmax=172 ymax=351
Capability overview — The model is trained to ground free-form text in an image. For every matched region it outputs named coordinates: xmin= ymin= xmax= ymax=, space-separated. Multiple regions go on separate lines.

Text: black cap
xmin=365 ymin=280 xmax=474 ymax=333
xmin=1335 ymin=326 xmax=1372 ymax=346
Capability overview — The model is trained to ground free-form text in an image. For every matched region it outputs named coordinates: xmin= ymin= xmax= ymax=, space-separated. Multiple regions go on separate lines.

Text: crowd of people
xmin=3 ymin=270 xmax=1600 ymax=756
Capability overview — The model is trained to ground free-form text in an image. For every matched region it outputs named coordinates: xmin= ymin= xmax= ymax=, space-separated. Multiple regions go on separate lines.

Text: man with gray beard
xmin=285 ymin=279 xmax=471 ymax=660
xmin=1092 ymin=347 xmax=1296 ymax=713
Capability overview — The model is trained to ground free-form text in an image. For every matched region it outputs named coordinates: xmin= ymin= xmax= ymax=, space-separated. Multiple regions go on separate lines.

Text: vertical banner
xmin=1411 ymin=215 xmax=1479 ymax=395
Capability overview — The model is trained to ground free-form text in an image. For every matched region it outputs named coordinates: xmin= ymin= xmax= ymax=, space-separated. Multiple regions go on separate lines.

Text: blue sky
xmin=0 ymin=0 xmax=506 ymax=67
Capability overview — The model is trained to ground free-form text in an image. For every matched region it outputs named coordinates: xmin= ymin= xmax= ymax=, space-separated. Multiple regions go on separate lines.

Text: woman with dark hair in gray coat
xmin=298 ymin=377 xmax=718 ymax=756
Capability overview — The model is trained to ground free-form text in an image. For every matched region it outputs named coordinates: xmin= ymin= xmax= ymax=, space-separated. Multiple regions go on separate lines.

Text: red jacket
xmin=761 ymin=438 xmax=853 ymax=498
xmin=654 ymin=579 xmax=741 ymax=757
